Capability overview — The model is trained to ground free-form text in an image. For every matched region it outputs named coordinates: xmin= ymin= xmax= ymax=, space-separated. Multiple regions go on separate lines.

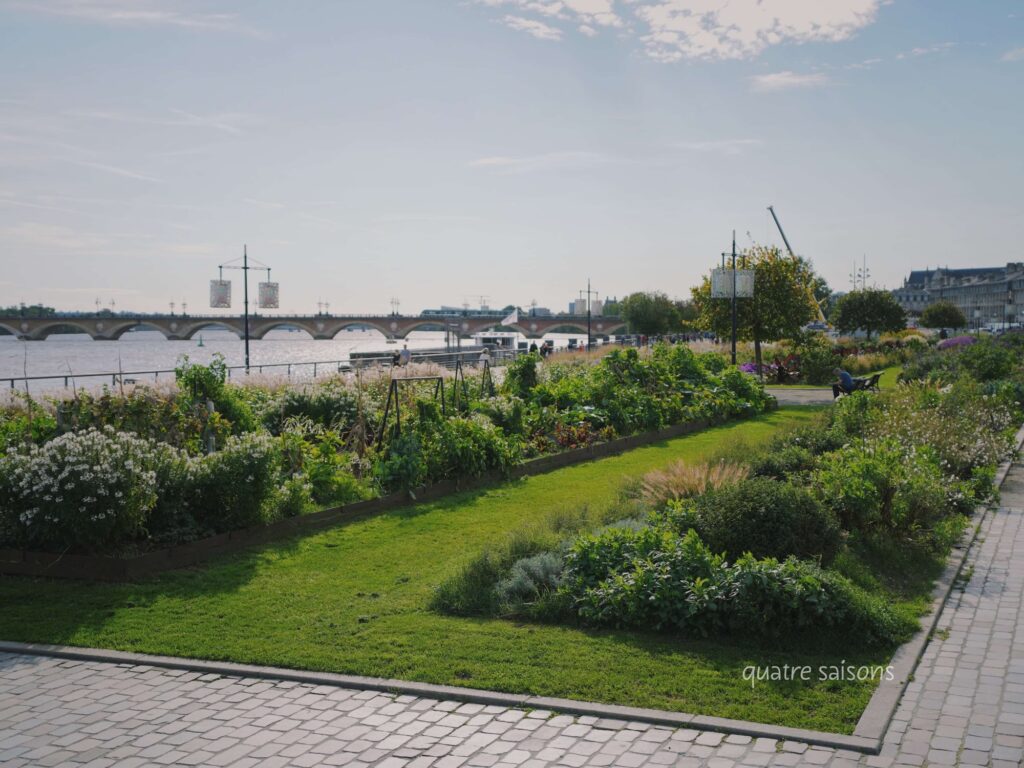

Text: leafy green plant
xmin=564 ymin=528 xmax=907 ymax=644
xmin=687 ymin=477 xmax=842 ymax=565
xmin=192 ymin=432 xmax=282 ymax=531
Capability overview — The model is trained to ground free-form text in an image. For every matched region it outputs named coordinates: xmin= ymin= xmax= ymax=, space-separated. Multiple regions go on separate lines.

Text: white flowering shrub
xmin=0 ymin=427 xmax=159 ymax=552
xmin=864 ymin=380 xmax=1015 ymax=480
xmin=192 ymin=432 xmax=282 ymax=532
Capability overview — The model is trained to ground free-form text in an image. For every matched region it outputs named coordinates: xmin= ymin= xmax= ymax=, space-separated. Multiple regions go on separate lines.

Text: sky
xmin=0 ymin=0 xmax=1022 ymax=316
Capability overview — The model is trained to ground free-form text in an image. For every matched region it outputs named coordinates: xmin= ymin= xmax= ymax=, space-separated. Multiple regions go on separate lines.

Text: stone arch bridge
xmin=0 ymin=314 xmax=626 ymax=342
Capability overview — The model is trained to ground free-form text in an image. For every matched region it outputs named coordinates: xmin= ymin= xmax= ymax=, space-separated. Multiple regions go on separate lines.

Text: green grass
xmin=766 ymin=365 xmax=903 ymax=390
xmin=0 ymin=407 xmax=906 ymax=733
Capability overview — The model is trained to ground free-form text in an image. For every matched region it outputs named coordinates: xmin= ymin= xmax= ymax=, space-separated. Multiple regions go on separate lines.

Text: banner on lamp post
xmin=711 ymin=269 xmax=754 ymax=299
xmin=209 ymin=280 xmax=232 ymax=308
xmin=258 ymin=282 xmax=279 ymax=309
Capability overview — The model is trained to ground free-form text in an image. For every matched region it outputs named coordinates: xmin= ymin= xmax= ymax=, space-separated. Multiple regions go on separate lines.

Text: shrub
xmin=262 ymin=380 xmax=360 ymax=435
xmin=0 ymin=399 xmax=58 ymax=451
xmin=279 ymin=431 xmax=373 ymax=505
xmin=276 ymin=475 xmax=313 ymax=518
xmin=0 ymin=427 xmax=158 ymax=552
xmin=431 ymin=526 xmax=558 ymax=616
xmin=638 ymin=460 xmax=748 ymax=508
xmin=689 ymin=477 xmax=842 ymax=564
xmin=866 ymin=380 xmax=1014 ymax=480
xmin=503 ymin=353 xmax=540 ymax=398
xmin=192 ymin=432 xmax=282 ymax=531
xmin=959 ymin=338 xmax=1016 ymax=381
xmin=373 ymin=432 xmax=428 ymax=491
xmin=49 ymin=386 xmax=221 ymax=453
xmin=788 ymin=332 xmax=840 ymax=385
xmin=493 ymin=551 xmax=565 ymax=613
xmin=814 ymin=438 xmax=950 ymax=543
xmin=749 ymin=445 xmax=816 ymax=480
xmin=565 ymin=529 xmax=906 ymax=644
xmin=421 ymin=415 xmax=522 ymax=484
xmin=175 ymin=354 xmax=257 ymax=434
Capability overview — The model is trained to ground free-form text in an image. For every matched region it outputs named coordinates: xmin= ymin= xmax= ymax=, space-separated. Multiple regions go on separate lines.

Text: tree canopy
xmin=691 ymin=246 xmax=820 ymax=365
xmin=831 ymin=289 xmax=907 ymax=339
xmin=920 ymin=301 xmax=967 ymax=329
xmin=619 ymin=292 xmax=681 ymax=335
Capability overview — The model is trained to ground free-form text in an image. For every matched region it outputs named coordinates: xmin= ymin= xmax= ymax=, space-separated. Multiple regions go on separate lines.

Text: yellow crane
xmin=767 ymin=205 xmax=828 ymax=324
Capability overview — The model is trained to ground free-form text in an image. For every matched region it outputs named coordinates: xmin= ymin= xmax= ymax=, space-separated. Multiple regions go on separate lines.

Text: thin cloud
xmin=1003 ymin=47 xmax=1024 ymax=62
xmin=64 ymin=158 xmax=163 ymax=182
xmin=470 ymin=150 xmax=612 ymax=173
xmin=6 ymin=0 xmax=250 ymax=33
xmin=501 ymin=15 xmax=562 ymax=41
xmin=66 ymin=108 xmax=248 ymax=135
xmin=0 ymin=195 xmax=79 ymax=215
xmin=750 ymin=71 xmax=829 ymax=92
xmin=674 ymin=139 xmax=763 ymax=155
xmin=896 ymin=41 xmax=956 ymax=60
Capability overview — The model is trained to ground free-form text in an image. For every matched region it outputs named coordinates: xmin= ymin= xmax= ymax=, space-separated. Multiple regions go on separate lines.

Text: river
xmin=0 ymin=329 xmax=589 ymax=393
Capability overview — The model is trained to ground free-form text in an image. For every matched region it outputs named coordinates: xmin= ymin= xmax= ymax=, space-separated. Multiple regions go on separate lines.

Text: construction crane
xmin=767 ymin=205 xmax=828 ymax=324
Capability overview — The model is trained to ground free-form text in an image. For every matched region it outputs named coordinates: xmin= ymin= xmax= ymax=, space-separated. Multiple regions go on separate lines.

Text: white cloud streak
xmin=470 ymin=150 xmax=612 ymax=173
xmin=501 ymin=15 xmax=563 ymax=40
xmin=750 ymin=71 xmax=829 ymax=92
xmin=674 ymin=139 xmax=763 ymax=155
xmin=1003 ymin=47 xmax=1024 ymax=62
xmin=5 ymin=0 xmax=247 ymax=32
xmin=63 ymin=158 xmax=163 ymax=182
xmin=479 ymin=1 xmax=881 ymax=62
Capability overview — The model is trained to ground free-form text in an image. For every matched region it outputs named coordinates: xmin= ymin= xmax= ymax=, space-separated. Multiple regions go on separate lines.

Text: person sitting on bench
xmin=832 ymin=367 xmax=856 ymax=399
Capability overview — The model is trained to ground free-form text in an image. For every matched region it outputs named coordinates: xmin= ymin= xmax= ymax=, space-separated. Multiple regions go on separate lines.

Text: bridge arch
xmin=181 ymin=321 xmax=243 ymax=340
xmin=109 ymin=322 xmax=172 ymax=340
xmin=327 ymin=320 xmax=392 ymax=339
xmin=537 ymin=322 xmax=590 ymax=335
xmin=251 ymin=321 xmax=318 ymax=340
xmin=0 ymin=322 xmax=20 ymax=337
xmin=399 ymin=319 xmax=459 ymax=335
xmin=34 ymin=321 xmax=96 ymax=340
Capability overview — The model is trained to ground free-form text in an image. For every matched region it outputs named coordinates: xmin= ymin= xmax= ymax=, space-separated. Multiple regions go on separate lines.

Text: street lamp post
xmin=215 ymin=245 xmax=272 ymax=374
xmin=579 ymin=280 xmax=597 ymax=350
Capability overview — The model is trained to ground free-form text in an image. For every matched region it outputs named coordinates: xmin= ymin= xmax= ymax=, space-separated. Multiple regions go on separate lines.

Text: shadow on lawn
xmin=0 ymin=534 xmax=302 ymax=647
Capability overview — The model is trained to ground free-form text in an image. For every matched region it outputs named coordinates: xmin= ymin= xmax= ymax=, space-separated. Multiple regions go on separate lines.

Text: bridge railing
xmin=1 ymin=348 xmax=524 ymax=392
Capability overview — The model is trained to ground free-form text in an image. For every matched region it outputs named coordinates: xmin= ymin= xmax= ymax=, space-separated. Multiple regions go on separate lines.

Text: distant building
xmin=568 ymin=299 xmax=603 ymax=316
xmin=892 ymin=264 xmax=1024 ymax=327
xmin=528 ymin=306 xmax=552 ymax=317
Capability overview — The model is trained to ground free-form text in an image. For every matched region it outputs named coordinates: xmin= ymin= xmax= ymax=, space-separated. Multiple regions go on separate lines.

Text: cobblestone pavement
xmin=2 ymin=467 xmax=1024 ymax=768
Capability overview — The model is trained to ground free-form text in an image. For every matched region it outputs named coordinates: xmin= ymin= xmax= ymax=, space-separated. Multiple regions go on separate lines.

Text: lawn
xmin=766 ymin=365 xmax=903 ymax=390
xmin=0 ymin=407 xmax=910 ymax=733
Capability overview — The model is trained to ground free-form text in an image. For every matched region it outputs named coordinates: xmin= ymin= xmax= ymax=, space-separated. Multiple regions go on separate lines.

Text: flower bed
xmin=0 ymin=346 xmax=770 ymax=556
xmin=433 ymin=342 xmax=1020 ymax=650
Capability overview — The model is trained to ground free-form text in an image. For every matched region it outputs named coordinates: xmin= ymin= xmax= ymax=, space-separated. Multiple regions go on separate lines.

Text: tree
xmin=619 ymin=292 xmax=681 ymax=335
xmin=831 ymin=289 xmax=906 ymax=339
xmin=1 ymin=304 xmax=56 ymax=318
xmin=920 ymin=301 xmax=967 ymax=329
xmin=674 ymin=299 xmax=699 ymax=331
xmin=691 ymin=245 xmax=819 ymax=371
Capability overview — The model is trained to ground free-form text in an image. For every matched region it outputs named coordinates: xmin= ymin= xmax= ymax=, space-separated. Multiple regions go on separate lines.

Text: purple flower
xmin=937 ymin=335 xmax=977 ymax=350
